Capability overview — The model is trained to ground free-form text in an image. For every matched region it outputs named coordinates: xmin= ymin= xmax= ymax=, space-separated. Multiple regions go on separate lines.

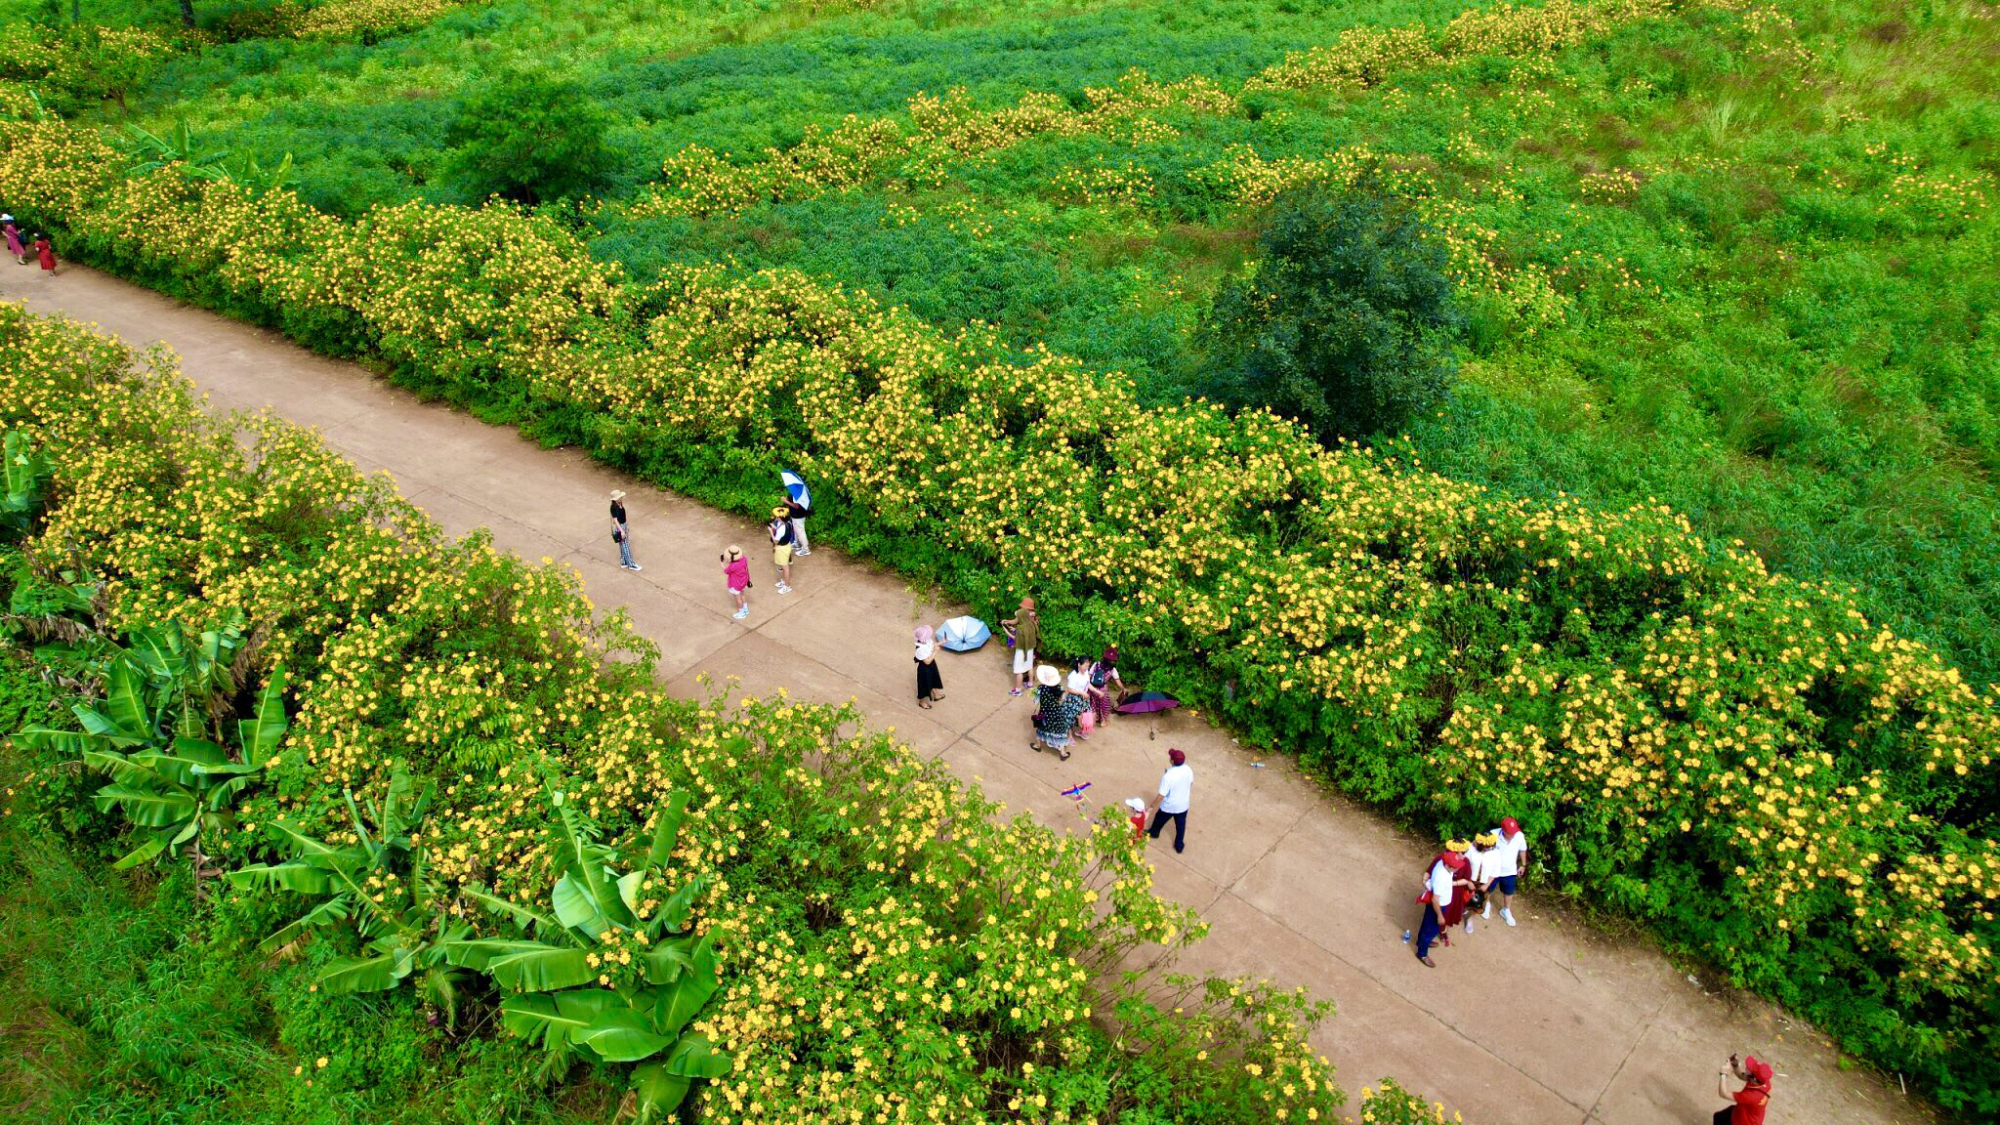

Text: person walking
xmin=32 ymin=232 xmax=54 ymax=272
xmin=1000 ymin=597 xmax=1039 ymax=696
xmin=782 ymin=490 xmax=811 ymax=556
xmin=609 ymin=490 xmax=641 ymax=571
xmin=914 ymin=625 xmax=944 ymax=708
xmin=721 ymin=545 xmax=751 ymax=620
xmin=3 ymin=215 xmax=25 ymax=265
xmin=1480 ymin=816 xmax=1530 ymax=927
xmin=1414 ymin=840 xmax=1475 ymax=967
xmin=1713 ymin=1054 xmax=1773 ymax=1125
xmin=1087 ymin=646 xmax=1123 ymax=729
xmin=1030 ymin=665 xmax=1085 ymax=760
xmin=1143 ymin=747 xmax=1194 ymax=853
xmin=768 ymin=507 xmax=795 ymax=593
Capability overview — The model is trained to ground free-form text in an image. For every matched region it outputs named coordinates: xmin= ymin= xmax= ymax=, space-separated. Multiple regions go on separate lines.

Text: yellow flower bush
xmin=0 ymin=301 xmax=1352 ymax=1122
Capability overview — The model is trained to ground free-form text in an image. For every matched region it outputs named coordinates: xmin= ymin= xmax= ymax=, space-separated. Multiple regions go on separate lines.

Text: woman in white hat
xmin=1030 ymin=664 xmax=1086 ymax=761
xmin=2 ymin=215 xmax=23 ymax=265
xmin=610 ymin=489 xmax=640 ymax=571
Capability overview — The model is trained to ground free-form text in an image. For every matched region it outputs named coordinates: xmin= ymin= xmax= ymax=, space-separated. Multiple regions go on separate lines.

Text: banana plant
xmin=116 ymin=121 xmax=235 ymax=182
xmin=15 ymin=622 xmax=281 ymax=879
xmin=1 ymin=431 xmax=52 ymax=542
xmin=443 ymin=787 xmax=729 ymax=1121
xmin=229 ymin=767 xmax=469 ymax=1026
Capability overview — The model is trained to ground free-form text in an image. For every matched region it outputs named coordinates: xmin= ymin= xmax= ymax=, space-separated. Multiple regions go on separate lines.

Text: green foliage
xmin=442 ymin=70 xmax=617 ymax=205
xmin=1 ymin=431 xmax=51 ymax=541
xmin=438 ymin=787 xmax=723 ymax=1118
xmin=15 ymin=614 xmax=289 ymax=873
xmin=1 ymin=304 xmax=1344 ymax=1124
xmin=1197 ymin=181 xmax=1464 ymax=439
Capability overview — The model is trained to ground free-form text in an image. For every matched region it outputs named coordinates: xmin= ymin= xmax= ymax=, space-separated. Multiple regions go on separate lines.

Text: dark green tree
xmin=1198 ymin=181 xmax=1465 ymax=441
xmin=444 ymin=71 xmax=618 ymax=206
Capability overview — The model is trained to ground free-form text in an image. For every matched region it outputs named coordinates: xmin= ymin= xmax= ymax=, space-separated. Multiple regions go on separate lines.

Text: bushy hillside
xmin=0 ymin=0 xmax=1996 ymax=1113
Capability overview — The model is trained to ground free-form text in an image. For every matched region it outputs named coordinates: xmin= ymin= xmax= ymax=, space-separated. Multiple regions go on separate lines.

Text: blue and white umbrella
xmin=781 ymin=469 xmax=812 ymax=512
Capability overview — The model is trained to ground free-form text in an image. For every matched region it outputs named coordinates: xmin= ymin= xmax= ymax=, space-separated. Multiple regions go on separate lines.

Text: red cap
xmin=1168 ymin=748 xmax=1186 ymax=765
xmin=1501 ymin=816 xmax=1521 ymax=835
xmin=1746 ymin=1056 xmax=1773 ymax=1084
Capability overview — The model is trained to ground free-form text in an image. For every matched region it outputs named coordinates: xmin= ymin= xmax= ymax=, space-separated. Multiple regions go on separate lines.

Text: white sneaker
xmin=1482 ymin=901 xmax=1492 ymax=920
xmin=1463 ymin=919 xmax=1475 ymax=934
xmin=732 ymin=606 xmax=749 ymax=620
xmin=628 ymin=564 xmax=644 ymax=572
xmin=795 ymin=548 xmax=811 ymax=556
xmin=776 ymin=583 xmax=792 ymax=594
xmin=1502 ymin=908 xmax=1516 ymax=927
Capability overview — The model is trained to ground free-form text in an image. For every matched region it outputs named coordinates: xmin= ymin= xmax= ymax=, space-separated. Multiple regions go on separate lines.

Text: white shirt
xmin=1465 ymin=845 xmax=1489 ymax=883
xmin=1427 ymin=860 xmax=1455 ymax=903
xmin=914 ymin=641 xmax=934 ymax=662
xmin=1484 ymin=830 xmax=1528 ymax=878
xmin=1157 ymin=764 xmax=1193 ymax=814
xmin=1066 ymin=669 xmax=1090 ymax=694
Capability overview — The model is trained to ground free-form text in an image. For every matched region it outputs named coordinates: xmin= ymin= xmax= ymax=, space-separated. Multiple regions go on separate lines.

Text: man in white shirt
xmin=1144 ymin=748 xmax=1193 ymax=854
xmin=1415 ymin=840 xmax=1471 ymax=967
xmin=1480 ymin=816 xmax=1530 ymax=926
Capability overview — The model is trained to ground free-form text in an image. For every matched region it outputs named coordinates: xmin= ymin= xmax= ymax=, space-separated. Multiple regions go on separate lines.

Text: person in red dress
xmin=1437 ymin=839 xmax=1475 ymax=945
xmin=32 ymin=232 xmax=55 ymax=272
xmin=1713 ymin=1054 xmax=1772 ymax=1125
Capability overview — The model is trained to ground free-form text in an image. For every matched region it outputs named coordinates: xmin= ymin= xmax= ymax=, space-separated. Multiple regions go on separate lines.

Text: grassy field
xmin=58 ymin=0 xmax=2000 ymax=687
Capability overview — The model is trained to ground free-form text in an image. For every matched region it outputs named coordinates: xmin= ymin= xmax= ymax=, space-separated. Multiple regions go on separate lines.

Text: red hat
xmin=1745 ymin=1056 xmax=1773 ymax=1084
xmin=1500 ymin=816 xmax=1521 ymax=835
xmin=1167 ymin=748 xmax=1185 ymax=765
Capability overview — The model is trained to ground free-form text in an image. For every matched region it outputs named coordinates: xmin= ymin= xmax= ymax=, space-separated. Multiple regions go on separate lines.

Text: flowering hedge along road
xmin=0 ymin=30 xmax=1995 ymax=1106
xmin=0 ymin=301 xmax=1368 ymax=1124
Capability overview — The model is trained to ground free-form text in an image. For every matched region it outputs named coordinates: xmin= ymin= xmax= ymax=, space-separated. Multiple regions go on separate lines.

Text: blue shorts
xmin=1488 ymin=874 xmax=1518 ymax=896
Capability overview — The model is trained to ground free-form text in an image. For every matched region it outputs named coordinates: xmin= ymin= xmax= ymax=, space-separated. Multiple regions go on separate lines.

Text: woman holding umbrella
xmin=780 ymin=469 xmax=812 ymax=556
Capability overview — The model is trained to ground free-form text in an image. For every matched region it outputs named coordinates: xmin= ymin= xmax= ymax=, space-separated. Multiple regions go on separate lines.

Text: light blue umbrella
xmin=938 ymin=616 xmax=991 ymax=652
xmin=781 ymin=469 xmax=812 ymax=512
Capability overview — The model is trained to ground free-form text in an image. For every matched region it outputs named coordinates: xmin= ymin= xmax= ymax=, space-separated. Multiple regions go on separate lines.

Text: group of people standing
xmin=3 ymin=214 xmax=57 ymax=271
xmin=999 ymin=596 xmax=1122 ymax=762
xmin=1412 ymin=816 xmax=1530 ymax=968
xmin=606 ymin=485 xmax=809 ymax=620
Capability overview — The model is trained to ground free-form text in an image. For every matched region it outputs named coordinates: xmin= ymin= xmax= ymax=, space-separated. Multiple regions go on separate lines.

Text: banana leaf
xmin=500 ymin=988 xmax=621 ymax=1047
xmin=110 ymin=834 xmax=168 ymax=870
xmin=228 ymin=860 xmax=335 ymax=895
xmin=660 ymin=1032 xmax=731 ymax=1080
xmin=318 ymin=943 xmax=416 ymax=993
xmin=441 ymin=939 xmax=596 ymax=993
xmin=256 ymin=895 xmax=352 ymax=953
xmin=93 ymin=782 xmax=197 ymax=827
xmin=632 ymin=1060 xmax=693 ymax=1123
xmin=644 ymin=790 xmax=691 ymax=870
xmin=573 ymin=1007 xmax=673 ymax=1063
xmin=460 ymin=885 xmax=562 ymax=936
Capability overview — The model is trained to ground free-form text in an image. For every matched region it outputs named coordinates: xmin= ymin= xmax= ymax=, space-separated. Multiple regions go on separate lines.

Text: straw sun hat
xmin=610 ymin=489 xmax=626 ymax=500
xmin=1035 ymin=665 xmax=1061 ymax=688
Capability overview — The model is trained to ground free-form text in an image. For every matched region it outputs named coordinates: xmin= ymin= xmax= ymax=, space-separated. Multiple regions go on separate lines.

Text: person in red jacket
xmin=1713 ymin=1054 xmax=1772 ymax=1125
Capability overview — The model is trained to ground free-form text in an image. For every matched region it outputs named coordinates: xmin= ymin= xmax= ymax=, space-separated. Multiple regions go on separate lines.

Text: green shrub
xmin=443 ymin=70 xmax=618 ymax=205
xmin=1195 ymin=180 xmax=1464 ymax=440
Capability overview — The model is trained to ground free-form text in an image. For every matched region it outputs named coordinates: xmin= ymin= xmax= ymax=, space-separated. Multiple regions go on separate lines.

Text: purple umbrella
xmin=1115 ymin=691 xmax=1179 ymax=740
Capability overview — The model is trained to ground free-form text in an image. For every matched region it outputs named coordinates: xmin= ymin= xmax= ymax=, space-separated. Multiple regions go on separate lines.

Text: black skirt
xmin=916 ymin=658 xmax=943 ymax=699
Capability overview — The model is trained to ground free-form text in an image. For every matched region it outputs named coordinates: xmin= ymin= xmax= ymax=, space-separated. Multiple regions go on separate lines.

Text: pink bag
xmin=1077 ymin=709 xmax=1096 ymax=736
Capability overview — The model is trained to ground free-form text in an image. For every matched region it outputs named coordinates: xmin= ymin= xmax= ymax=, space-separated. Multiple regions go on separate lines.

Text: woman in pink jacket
xmin=721 ymin=544 xmax=751 ymax=620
